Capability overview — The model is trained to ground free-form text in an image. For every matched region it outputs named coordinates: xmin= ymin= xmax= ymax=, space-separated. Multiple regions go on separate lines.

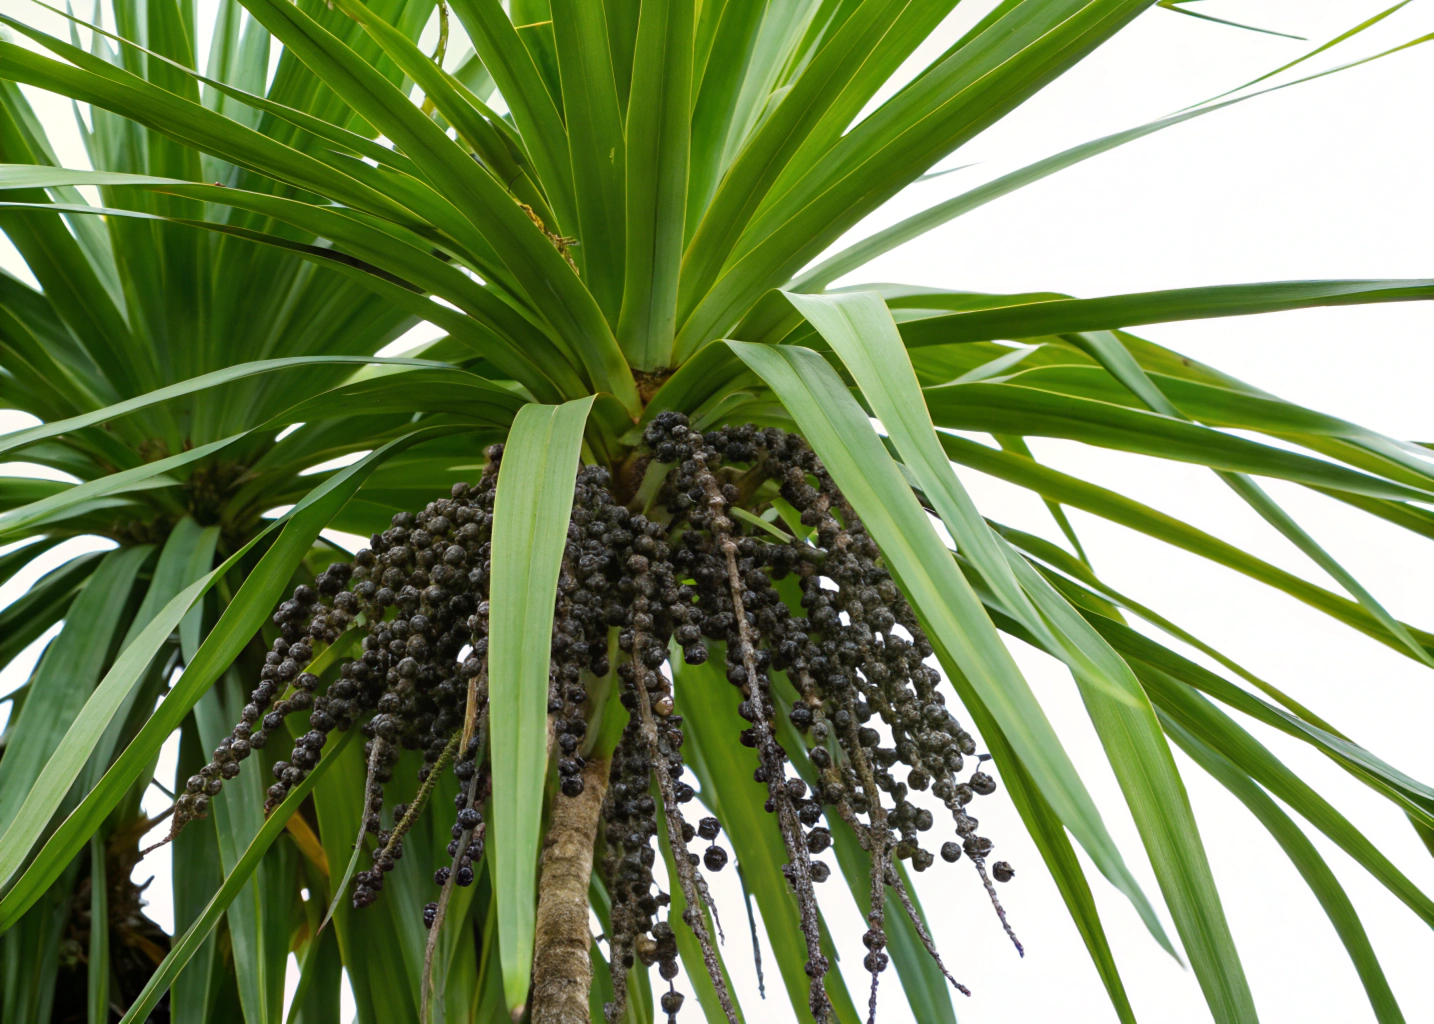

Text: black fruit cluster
xmin=171 ymin=415 xmax=1016 ymax=1024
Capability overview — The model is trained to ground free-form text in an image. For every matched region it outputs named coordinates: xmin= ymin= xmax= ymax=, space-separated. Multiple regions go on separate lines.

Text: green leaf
xmin=935 ymin=434 xmax=1434 ymax=660
xmin=25 ymin=0 xmax=419 ymax=174
xmin=194 ymin=666 xmax=295 ymax=1024
xmin=551 ymin=0 xmax=626 ymax=325
xmin=117 ymin=727 xmax=359 ymax=1024
xmin=0 ymin=543 xmax=151 ymax=837
xmin=1163 ymin=718 xmax=1405 ymax=1024
xmin=998 ymin=547 xmax=1256 ymax=1021
xmin=924 ymin=382 xmax=1430 ymax=502
xmin=487 ymin=396 xmax=594 ymax=1013
xmin=0 ymin=355 xmax=449 ymax=460
xmin=1064 ymin=327 xmax=1434 ymax=668
xmin=685 ymin=0 xmax=767 ymax=240
xmin=784 ymin=290 xmax=1052 ymax=665
xmin=0 ymin=433 xmax=241 ymax=541
xmin=615 ymin=0 xmax=692 ymax=371
xmin=0 ymin=551 xmax=102 ymax=671
xmin=0 ymin=19 xmax=416 ymax=226
xmin=900 ymin=279 xmax=1434 ymax=348
xmin=677 ymin=0 xmax=1156 ymax=352
xmin=1081 ymin=606 xmax=1434 ymax=824
xmin=450 ymin=0 xmax=579 ymax=236
xmin=171 ymin=718 xmax=225 ymax=1024
xmin=1134 ymin=662 xmax=1434 ymax=928
xmin=790 ymin=46 xmax=1427 ymax=292
xmin=87 ymin=833 xmax=108 ymax=1024
xmin=680 ymin=0 xmax=956 ymax=340
xmin=223 ymin=0 xmax=640 ymax=413
xmin=1197 ymin=0 xmax=1416 ymax=104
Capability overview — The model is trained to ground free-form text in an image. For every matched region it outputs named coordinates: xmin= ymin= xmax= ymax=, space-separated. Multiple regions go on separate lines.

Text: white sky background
xmin=1 ymin=0 xmax=1433 ymax=1021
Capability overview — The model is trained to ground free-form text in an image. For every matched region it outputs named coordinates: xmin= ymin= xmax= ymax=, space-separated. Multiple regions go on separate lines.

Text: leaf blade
xmin=488 ymin=396 xmax=594 ymax=1012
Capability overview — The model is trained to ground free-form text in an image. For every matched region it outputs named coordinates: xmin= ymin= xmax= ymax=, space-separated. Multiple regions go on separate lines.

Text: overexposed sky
xmin=2 ymin=1 xmax=1432 ymax=1021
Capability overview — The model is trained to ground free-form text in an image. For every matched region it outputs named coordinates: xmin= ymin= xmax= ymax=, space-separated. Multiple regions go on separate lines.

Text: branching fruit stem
xmin=632 ymin=638 xmax=739 ymax=1024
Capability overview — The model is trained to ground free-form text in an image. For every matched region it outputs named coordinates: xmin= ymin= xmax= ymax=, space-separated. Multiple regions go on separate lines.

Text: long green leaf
xmin=26 ymin=0 xmax=421 ymax=175
xmin=681 ymin=0 xmax=955 ymax=330
xmin=924 ymin=382 xmax=1430 ymax=502
xmin=0 ymin=20 xmax=416 ymax=226
xmin=615 ymin=0 xmax=692 ymax=370
xmin=551 ymin=0 xmax=626 ymax=325
xmin=900 ymin=279 xmax=1434 ymax=347
xmin=449 ymin=0 xmax=579 ymax=235
xmin=792 ymin=41 xmax=1433 ymax=292
xmin=1074 ymin=604 xmax=1434 ymax=824
xmin=0 ymin=355 xmax=447 ymax=459
xmin=676 ymin=0 xmax=1155 ymax=353
xmin=487 ymin=396 xmax=594 ymax=1013
xmin=0 ymin=433 xmax=239 ymax=541
xmin=170 ymin=718 xmax=225 ymax=1024
xmin=86 ymin=832 xmax=108 ymax=1024
xmin=0 ymin=543 xmax=151 ymax=836
xmin=1134 ymin=664 xmax=1434 ymax=927
xmin=999 ymin=547 xmax=1255 ymax=1019
xmin=935 ymin=434 xmax=1434 ymax=660
xmin=1163 ymin=719 xmax=1405 ymax=1023
xmin=233 ymin=0 xmax=640 ymax=413
xmin=1066 ymin=327 xmax=1434 ymax=668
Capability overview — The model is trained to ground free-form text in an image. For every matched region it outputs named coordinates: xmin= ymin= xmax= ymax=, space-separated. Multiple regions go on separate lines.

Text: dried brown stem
xmin=319 ymin=735 xmax=387 ymax=931
xmin=695 ymin=872 xmax=724 ymax=943
xmin=422 ymin=695 xmax=489 ymax=1024
xmin=532 ymin=756 xmax=610 ymax=1024
xmin=135 ymin=805 xmax=179 ymax=858
xmin=887 ymin=865 xmax=972 ymax=995
xmin=633 ymin=639 xmax=739 ymax=1024
xmin=699 ymin=459 xmax=831 ymax=1023
xmin=973 ymin=856 xmax=1024 ymax=957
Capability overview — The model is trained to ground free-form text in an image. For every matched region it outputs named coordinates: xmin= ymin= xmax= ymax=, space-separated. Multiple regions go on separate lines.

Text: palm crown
xmin=0 ymin=2 xmax=1430 ymax=1023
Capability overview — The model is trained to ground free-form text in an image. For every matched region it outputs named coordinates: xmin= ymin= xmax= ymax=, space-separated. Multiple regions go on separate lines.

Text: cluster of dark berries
xmin=167 ymin=412 xmax=1018 ymax=1024
xmin=173 ymin=448 xmax=506 ymax=908
xmin=642 ymin=413 xmax=1017 ymax=1012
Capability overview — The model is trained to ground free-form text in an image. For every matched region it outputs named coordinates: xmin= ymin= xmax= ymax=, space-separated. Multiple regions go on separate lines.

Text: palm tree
xmin=0 ymin=1 xmax=1428 ymax=1022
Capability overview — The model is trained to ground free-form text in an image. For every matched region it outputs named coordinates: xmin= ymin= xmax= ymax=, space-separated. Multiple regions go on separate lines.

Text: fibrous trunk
xmin=532 ymin=756 xmax=610 ymax=1024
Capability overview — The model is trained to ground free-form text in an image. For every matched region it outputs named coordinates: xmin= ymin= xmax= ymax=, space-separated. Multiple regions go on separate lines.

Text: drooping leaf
xmin=1163 ymin=718 xmax=1405 ymax=1023
xmin=487 ymin=396 xmax=594 ymax=1013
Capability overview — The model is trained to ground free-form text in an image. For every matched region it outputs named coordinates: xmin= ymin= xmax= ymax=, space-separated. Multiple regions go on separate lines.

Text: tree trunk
xmin=531 ymin=756 xmax=610 ymax=1024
